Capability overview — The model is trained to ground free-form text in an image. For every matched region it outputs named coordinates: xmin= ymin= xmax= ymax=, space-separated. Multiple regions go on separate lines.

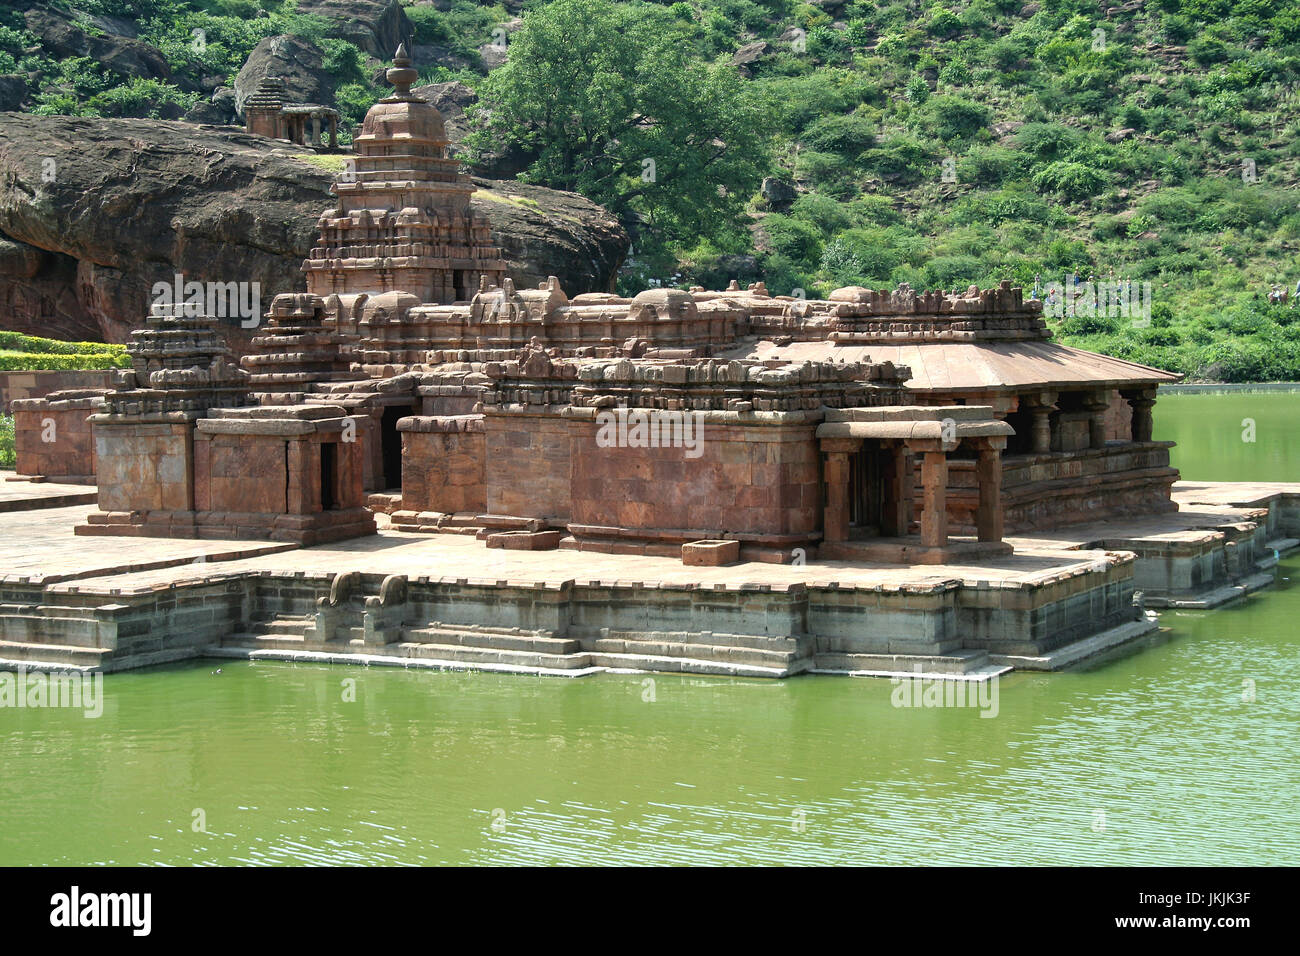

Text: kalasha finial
xmin=386 ymin=44 xmax=417 ymax=97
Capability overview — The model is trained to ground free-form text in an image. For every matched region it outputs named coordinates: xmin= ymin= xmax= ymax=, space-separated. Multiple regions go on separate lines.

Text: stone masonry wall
xmin=400 ymin=417 xmax=486 ymax=515
xmin=568 ymin=417 xmax=821 ymax=542
xmin=93 ymin=421 xmax=193 ymax=513
xmin=484 ymin=411 xmax=571 ymax=521
xmin=12 ymin=400 xmax=99 ymax=480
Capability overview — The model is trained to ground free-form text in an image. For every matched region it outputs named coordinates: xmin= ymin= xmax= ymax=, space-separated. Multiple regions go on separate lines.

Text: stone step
xmin=249 ymin=617 xmax=312 ymax=636
xmin=587 ymin=637 xmax=797 ymax=669
xmin=225 ymin=632 xmax=307 ymax=651
xmin=587 ymin=650 xmax=795 ymax=679
xmin=0 ymin=639 xmax=110 ymax=667
xmin=401 ymin=625 xmax=579 ymax=655
xmin=813 ymin=648 xmax=996 ymax=677
xmin=388 ymin=641 xmax=590 ymax=670
xmin=586 ymin=628 xmax=802 ymax=653
xmin=0 ymin=614 xmax=104 ymax=647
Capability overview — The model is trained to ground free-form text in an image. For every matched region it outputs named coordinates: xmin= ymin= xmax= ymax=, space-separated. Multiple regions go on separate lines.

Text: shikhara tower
xmin=304 ymin=45 xmax=505 ymax=304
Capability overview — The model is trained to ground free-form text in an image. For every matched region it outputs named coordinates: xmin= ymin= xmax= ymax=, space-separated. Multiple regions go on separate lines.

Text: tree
xmin=464 ymin=0 xmax=771 ymax=253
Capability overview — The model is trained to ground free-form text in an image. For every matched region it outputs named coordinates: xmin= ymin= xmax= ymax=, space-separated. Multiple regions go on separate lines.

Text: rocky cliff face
xmin=0 ymin=114 xmax=627 ymax=352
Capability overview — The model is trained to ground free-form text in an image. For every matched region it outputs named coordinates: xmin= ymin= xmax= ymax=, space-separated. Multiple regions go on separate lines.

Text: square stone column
xmin=820 ymin=437 xmax=859 ymax=543
xmin=881 ymin=440 xmax=913 ymax=537
xmin=973 ymin=437 xmax=1007 ymax=543
xmin=907 ymin=438 xmax=950 ymax=549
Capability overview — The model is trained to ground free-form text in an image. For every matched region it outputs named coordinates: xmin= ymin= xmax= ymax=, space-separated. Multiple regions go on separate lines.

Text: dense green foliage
xmin=0 ymin=332 xmax=129 ymax=370
xmin=0 ymin=415 xmax=13 ymax=469
xmin=6 ymin=0 xmax=1300 ymax=380
xmin=464 ymin=0 xmax=770 ymax=259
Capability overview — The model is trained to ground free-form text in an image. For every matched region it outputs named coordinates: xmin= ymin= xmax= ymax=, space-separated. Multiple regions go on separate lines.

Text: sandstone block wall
xmin=567 ymin=420 xmax=821 ymax=542
xmin=0 ymin=370 xmax=114 ymax=414
xmin=93 ymin=421 xmax=193 ymax=513
xmin=194 ymin=433 xmax=288 ymax=514
xmin=484 ymin=412 xmax=571 ymax=520
xmin=400 ymin=417 xmax=486 ymax=514
xmin=12 ymin=401 xmax=98 ymax=480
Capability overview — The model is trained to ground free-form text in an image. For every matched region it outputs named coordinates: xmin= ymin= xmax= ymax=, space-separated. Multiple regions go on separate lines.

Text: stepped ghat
xmin=11 ymin=47 xmax=1294 ymax=682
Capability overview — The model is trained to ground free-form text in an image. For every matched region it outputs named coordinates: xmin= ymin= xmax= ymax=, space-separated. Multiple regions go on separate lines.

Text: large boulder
xmin=409 ymin=81 xmax=531 ymax=177
xmin=411 ymin=81 xmax=476 ymax=143
xmin=294 ymin=0 xmax=413 ymax=58
xmin=0 ymin=75 xmax=27 ymax=112
xmin=23 ymin=6 xmax=170 ymax=82
xmin=234 ymin=36 xmax=335 ymax=116
xmin=469 ymin=178 xmax=627 ymax=296
xmin=0 ymin=114 xmax=628 ymax=352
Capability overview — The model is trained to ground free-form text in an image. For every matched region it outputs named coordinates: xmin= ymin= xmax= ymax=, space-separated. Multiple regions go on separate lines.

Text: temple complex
xmin=15 ymin=49 xmax=1300 ymax=684
xmin=16 ymin=48 xmax=1181 ymax=567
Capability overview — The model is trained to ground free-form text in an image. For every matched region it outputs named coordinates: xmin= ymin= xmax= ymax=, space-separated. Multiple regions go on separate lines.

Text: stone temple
xmin=17 ymin=49 xmax=1181 ymax=569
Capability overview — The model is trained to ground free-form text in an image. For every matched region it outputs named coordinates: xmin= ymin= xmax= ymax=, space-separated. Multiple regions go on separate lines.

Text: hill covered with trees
xmin=3 ymin=0 xmax=1299 ymax=380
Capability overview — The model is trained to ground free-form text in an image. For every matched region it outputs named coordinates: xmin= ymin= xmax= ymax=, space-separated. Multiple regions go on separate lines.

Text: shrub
xmin=0 ymin=352 xmax=130 ymax=371
xmin=955 ymin=145 xmax=1019 ymax=186
xmin=914 ymin=94 xmax=990 ymax=142
xmin=1032 ymin=161 xmax=1107 ymax=199
xmin=789 ymin=193 xmax=855 ymax=235
xmin=800 ymin=112 xmax=876 ymax=156
xmin=859 ymin=133 xmax=934 ymax=183
xmin=762 ymin=214 xmax=824 ymax=267
xmin=0 ymin=414 xmax=13 ymax=469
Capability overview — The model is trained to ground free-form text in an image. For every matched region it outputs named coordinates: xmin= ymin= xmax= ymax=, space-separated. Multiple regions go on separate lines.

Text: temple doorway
xmin=847 ymin=445 xmax=885 ymax=536
xmin=380 ymin=405 xmax=413 ymax=491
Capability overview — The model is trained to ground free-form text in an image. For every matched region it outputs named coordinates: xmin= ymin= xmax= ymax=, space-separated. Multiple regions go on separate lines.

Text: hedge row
xmin=0 ymin=331 xmax=129 ymax=356
xmin=0 ymin=351 xmax=131 ymax=371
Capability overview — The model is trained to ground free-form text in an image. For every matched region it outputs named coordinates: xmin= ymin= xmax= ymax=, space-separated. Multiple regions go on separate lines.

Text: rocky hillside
xmin=2 ymin=0 xmax=1299 ymax=380
xmin=0 ymin=114 xmax=626 ymax=351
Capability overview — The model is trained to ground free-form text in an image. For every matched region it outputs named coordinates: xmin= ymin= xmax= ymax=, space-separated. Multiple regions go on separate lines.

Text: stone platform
xmin=0 ymin=476 xmax=97 ymax=512
xmin=0 ymin=475 xmax=1294 ymax=680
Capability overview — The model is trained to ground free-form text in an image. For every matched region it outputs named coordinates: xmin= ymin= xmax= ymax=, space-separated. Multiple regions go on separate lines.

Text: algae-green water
xmin=1 ymin=392 xmax=1297 ymax=866
xmin=1156 ymin=390 xmax=1300 ymax=483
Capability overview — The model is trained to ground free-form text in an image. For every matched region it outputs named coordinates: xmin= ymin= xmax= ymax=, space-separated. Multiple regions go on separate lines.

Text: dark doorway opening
xmin=320 ymin=442 xmax=338 ymax=511
xmin=848 ymin=445 xmax=884 ymax=536
xmin=380 ymin=405 xmax=413 ymax=491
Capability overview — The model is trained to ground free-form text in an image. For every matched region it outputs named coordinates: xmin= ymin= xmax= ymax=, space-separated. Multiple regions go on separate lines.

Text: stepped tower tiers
xmin=305 ymin=45 xmax=506 ymax=305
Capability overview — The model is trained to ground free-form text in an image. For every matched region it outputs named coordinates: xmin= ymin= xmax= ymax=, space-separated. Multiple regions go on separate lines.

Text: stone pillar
xmin=312 ymin=114 xmax=322 ymax=146
xmin=821 ymin=438 xmax=857 ymax=543
xmin=908 ymin=441 xmax=949 ymax=549
xmin=1084 ymin=391 xmax=1110 ymax=449
xmin=973 ymin=438 xmax=1006 ymax=543
xmin=1123 ymin=388 xmax=1156 ymax=443
xmin=1025 ymin=391 xmax=1057 ymax=454
xmin=328 ymin=116 xmax=337 ymax=149
xmin=881 ymin=441 xmax=912 ymax=538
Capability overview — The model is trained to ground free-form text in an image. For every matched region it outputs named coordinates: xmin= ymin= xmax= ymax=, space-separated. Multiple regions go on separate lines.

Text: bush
xmin=789 ymin=193 xmax=855 ymax=235
xmin=1032 ymin=161 xmax=1107 ymax=199
xmin=913 ymin=94 xmax=990 ymax=142
xmin=0 ymin=352 xmax=130 ymax=371
xmin=0 ymin=415 xmax=13 ymax=470
xmin=762 ymin=214 xmax=824 ymax=267
xmin=955 ymin=145 xmax=1019 ymax=186
xmin=0 ymin=332 xmax=129 ymax=356
xmin=801 ymin=113 xmax=876 ymax=156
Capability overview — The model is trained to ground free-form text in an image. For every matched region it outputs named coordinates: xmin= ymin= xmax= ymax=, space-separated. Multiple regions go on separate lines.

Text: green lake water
xmin=1 ymin=392 xmax=1297 ymax=866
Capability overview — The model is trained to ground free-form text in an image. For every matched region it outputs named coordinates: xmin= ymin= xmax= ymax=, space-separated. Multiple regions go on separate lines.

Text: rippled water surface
xmin=1 ymin=393 xmax=1297 ymax=865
